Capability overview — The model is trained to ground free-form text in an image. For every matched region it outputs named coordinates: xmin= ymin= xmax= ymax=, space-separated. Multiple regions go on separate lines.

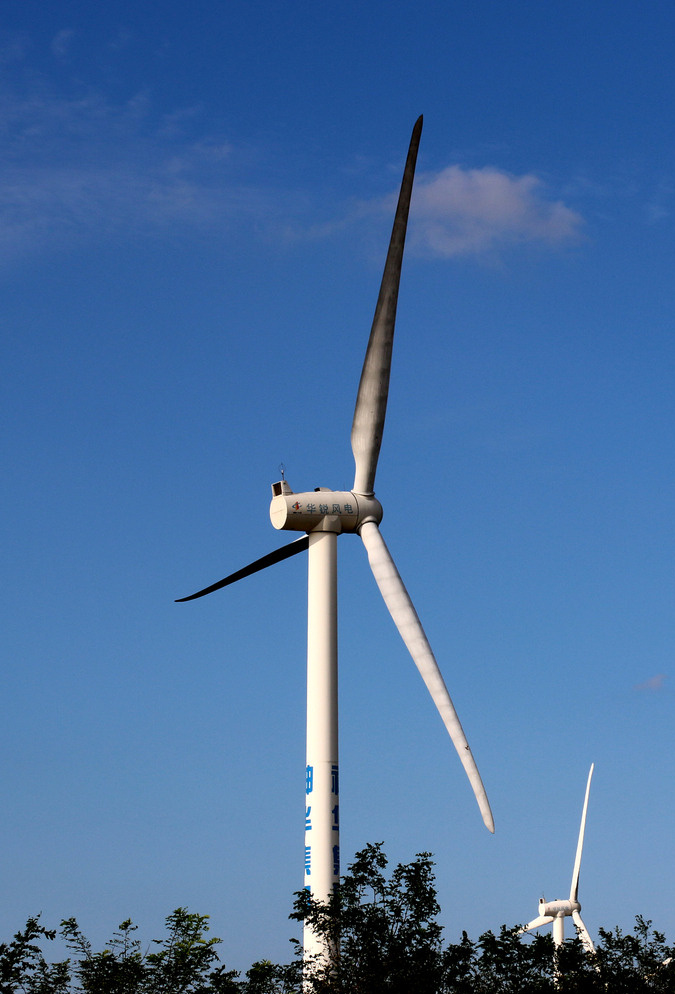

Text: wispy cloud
xmin=409 ymin=166 xmax=583 ymax=257
xmin=0 ymin=68 xmax=584 ymax=267
xmin=51 ymin=28 xmax=75 ymax=62
xmin=0 ymin=83 xmax=276 ymax=263
xmin=634 ymin=673 xmax=667 ymax=692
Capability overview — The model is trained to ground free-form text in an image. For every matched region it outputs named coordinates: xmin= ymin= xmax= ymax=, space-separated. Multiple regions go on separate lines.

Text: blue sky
xmin=2 ymin=0 xmax=675 ymax=972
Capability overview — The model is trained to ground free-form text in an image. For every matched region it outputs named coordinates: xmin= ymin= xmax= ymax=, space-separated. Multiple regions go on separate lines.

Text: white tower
xmin=178 ymin=118 xmax=494 ymax=963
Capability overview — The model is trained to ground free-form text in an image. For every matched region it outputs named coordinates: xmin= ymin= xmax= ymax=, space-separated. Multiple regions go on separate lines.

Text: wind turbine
xmin=177 ymin=117 xmax=494 ymax=959
xmin=522 ymin=763 xmax=596 ymax=954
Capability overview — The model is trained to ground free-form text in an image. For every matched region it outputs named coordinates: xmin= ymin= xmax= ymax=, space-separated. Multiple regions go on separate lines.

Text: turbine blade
xmin=522 ymin=915 xmax=555 ymax=932
xmin=351 ymin=116 xmax=423 ymax=497
xmin=571 ymin=910 xmax=596 ymax=954
xmin=175 ymin=536 xmax=310 ymax=602
xmin=359 ymin=520 xmax=494 ymax=832
xmin=570 ymin=763 xmax=594 ymax=902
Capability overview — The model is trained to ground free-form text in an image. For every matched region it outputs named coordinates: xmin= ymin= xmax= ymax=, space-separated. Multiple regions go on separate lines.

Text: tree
xmin=2 ymin=846 xmax=675 ymax=992
xmin=0 ymin=910 xmax=241 ymax=994
xmin=590 ymin=916 xmax=675 ymax=993
xmin=0 ymin=916 xmax=63 ymax=994
xmin=290 ymin=844 xmax=675 ymax=994
xmin=291 ymin=842 xmax=447 ymax=993
xmin=60 ymin=916 xmax=145 ymax=994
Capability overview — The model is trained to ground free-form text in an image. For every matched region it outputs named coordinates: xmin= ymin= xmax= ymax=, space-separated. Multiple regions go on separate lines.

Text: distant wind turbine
xmin=522 ymin=763 xmax=596 ymax=954
xmin=177 ymin=117 xmax=494 ymax=960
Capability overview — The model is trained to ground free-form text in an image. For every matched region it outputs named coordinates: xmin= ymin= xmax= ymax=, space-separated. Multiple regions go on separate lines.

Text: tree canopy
xmin=2 ymin=844 xmax=674 ymax=993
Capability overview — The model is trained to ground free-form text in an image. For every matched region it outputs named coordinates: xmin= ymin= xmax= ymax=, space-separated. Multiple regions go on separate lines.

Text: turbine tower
xmin=177 ymin=117 xmax=494 ymax=959
xmin=522 ymin=763 xmax=595 ymax=953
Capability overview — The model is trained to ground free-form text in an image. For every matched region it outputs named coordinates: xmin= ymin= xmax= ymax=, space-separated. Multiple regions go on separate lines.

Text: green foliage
xmin=291 ymin=842 xmax=445 ymax=993
xmin=61 ymin=915 xmax=146 ymax=994
xmin=291 ymin=843 xmax=675 ymax=994
xmin=1 ymin=847 xmax=674 ymax=992
xmin=0 ymin=909 xmax=238 ymax=994
xmin=0 ymin=916 xmax=46 ymax=992
xmin=240 ymin=958 xmax=299 ymax=994
xmin=143 ymin=908 xmax=223 ymax=993
xmin=590 ymin=915 xmax=675 ymax=993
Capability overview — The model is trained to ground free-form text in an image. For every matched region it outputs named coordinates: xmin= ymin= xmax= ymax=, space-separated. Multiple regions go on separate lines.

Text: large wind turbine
xmin=522 ymin=763 xmax=595 ymax=953
xmin=177 ymin=117 xmax=494 ymax=958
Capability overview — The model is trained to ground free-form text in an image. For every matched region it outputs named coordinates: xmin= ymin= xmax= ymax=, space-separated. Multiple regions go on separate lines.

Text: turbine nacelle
xmin=539 ymin=898 xmax=581 ymax=919
xmin=270 ymin=480 xmax=383 ymax=534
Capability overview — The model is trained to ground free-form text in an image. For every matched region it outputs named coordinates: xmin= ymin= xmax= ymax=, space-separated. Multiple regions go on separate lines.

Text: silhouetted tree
xmin=291 ymin=842 xmax=446 ymax=993
xmin=2 ymin=846 xmax=674 ymax=992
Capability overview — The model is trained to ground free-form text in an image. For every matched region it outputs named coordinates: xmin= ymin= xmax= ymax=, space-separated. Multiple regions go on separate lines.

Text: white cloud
xmin=0 ymin=74 xmax=584 ymax=268
xmin=409 ymin=165 xmax=583 ymax=257
xmin=0 ymin=85 xmax=273 ymax=262
xmin=634 ymin=673 xmax=667 ymax=692
xmin=51 ymin=29 xmax=75 ymax=62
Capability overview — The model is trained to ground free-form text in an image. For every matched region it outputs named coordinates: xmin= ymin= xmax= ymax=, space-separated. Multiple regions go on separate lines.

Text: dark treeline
xmin=2 ymin=844 xmax=674 ymax=993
